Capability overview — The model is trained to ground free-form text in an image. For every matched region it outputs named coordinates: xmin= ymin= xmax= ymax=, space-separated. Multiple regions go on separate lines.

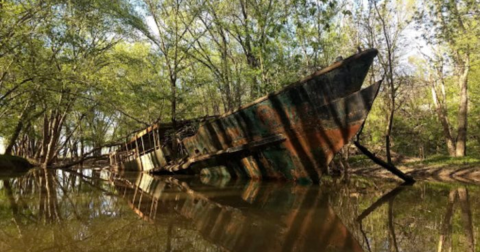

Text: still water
xmin=0 ymin=168 xmax=477 ymax=252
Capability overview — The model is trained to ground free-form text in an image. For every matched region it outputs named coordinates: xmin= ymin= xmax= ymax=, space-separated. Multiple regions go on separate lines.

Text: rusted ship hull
xmin=176 ymin=81 xmax=381 ymax=182
xmin=110 ymin=119 xmax=204 ymax=172
xmin=112 ymin=49 xmax=379 ymax=182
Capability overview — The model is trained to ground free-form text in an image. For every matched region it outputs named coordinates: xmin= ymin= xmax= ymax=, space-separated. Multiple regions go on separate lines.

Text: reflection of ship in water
xmin=111 ymin=172 xmax=364 ymax=252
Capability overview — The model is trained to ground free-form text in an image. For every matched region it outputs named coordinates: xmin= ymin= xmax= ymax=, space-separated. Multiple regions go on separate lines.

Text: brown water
xmin=0 ymin=168 xmax=478 ymax=252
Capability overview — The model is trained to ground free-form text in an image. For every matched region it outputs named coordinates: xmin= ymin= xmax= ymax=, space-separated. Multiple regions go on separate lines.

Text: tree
xmin=130 ymin=0 xmax=207 ymax=160
xmin=417 ymin=0 xmax=479 ymax=156
xmin=1 ymin=0 xmax=146 ymax=166
xmin=345 ymin=0 xmax=415 ymax=163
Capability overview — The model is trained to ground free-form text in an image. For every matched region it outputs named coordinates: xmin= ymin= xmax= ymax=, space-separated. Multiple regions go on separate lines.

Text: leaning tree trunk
xmin=5 ymin=120 xmax=24 ymax=155
xmin=5 ymin=101 xmax=31 ymax=155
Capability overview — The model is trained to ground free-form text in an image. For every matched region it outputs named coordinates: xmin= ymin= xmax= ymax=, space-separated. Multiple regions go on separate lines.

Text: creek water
xmin=0 ymin=167 xmax=478 ymax=252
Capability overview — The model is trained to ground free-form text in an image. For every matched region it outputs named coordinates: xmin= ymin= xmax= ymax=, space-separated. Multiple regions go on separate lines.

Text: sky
xmin=0 ymin=137 xmax=4 ymax=154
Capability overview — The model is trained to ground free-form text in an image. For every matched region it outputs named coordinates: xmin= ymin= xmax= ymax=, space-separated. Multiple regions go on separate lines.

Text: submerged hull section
xmin=181 ymin=81 xmax=381 ymax=182
xmin=117 ymin=149 xmax=167 ymax=172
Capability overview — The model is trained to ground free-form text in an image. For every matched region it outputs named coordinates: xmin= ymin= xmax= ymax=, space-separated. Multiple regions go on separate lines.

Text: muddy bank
xmin=0 ymin=154 xmax=34 ymax=177
xmin=350 ymin=164 xmax=480 ymax=184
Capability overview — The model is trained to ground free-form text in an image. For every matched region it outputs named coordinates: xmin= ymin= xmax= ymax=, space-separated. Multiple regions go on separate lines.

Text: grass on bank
xmin=347 ymin=154 xmax=480 ymax=169
xmin=403 ymin=154 xmax=480 ymax=168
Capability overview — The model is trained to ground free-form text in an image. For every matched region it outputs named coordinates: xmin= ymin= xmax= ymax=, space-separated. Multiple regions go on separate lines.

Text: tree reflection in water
xmin=437 ymin=188 xmax=475 ymax=252
xmin=0 ymin=169 xmax=215 ymax=252
xmin=325 ymin=178 xmax=478 ymax=252
xmin=0 ymin=169 xmax=478 ymax=252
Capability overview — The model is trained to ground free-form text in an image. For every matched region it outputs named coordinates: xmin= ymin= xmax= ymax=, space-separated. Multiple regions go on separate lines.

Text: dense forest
xmin=0 ymin=0 xmax=479 ymax=168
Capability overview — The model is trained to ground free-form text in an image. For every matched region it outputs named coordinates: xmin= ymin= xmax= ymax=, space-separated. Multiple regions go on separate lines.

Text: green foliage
xmin=0 ymin=0 xmax=479 ymax=164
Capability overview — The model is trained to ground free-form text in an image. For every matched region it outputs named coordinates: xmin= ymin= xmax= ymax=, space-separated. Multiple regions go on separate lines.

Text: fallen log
xmin=51 ymin=141 xmax=122 ymax=169
xmin=354 ymin=140 xmax=415 ymax=184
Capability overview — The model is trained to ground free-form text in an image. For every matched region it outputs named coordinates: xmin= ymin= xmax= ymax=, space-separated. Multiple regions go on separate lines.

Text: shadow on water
xmin=0 ymin=169 xmax=478 ymax=252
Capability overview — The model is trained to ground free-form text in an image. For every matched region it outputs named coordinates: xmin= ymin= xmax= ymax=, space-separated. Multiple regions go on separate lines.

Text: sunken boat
xmin=110 ymin=49 xmax=380 ymax=183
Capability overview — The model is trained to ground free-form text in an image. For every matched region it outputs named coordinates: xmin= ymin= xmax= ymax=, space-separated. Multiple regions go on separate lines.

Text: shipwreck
xmin=110 ymin=48 xmax=380 ymax=183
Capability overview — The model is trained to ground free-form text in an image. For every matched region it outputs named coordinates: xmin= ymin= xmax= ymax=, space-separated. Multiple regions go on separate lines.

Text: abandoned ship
xmin=109 ymin=48 xmax=380 ymax=183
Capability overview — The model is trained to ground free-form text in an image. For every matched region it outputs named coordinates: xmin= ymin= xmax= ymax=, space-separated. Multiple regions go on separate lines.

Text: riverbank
xmin=349 ymin=155 xmax=480 ymax=184
xmin=0 ymin=154 xmax=34 ymax=176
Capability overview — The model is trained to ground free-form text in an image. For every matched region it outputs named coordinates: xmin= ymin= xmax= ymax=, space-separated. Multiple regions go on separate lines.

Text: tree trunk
xmin=385 ymin=107 xmax=394 ymax=164
xmin=430 ymin=79 xmax=456 ymax=156
xmin=5 ymin=101 xmax=31 ymax=155
xmin=457 ymin=188 xmax=474 ymax=252
xmin=455 ymin=56 xmax=469 ymax=157
xmin=238 ymin=0 xmax=261 ymax=100
xmin=374 ymin=0 xmax=396 ymax=165
xmin=438 ymin=189 xmax=456 ymax=252
xmin=170 ymin=76 xmax=178 ymax=162
xmin=41 ymin=110 xmax=68 ymax=168
xmin=388 ymin=199 xmax=399 ymax=252
xmin=354 ymin=141 xmax=415 ymax=184
xmin=5 ymin=120 xmax=23 ymax=155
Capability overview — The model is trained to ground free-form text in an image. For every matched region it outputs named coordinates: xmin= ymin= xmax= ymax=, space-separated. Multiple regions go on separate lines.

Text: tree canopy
xmin=0 ymin=0 xmax=479 ymax=166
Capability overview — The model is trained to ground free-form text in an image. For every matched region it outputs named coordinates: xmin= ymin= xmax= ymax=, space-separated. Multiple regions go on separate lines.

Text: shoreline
xmin=350 ymin=164 xmax=480 ymax=184
xmin=0 ymin=154 xmax=34 ymax=176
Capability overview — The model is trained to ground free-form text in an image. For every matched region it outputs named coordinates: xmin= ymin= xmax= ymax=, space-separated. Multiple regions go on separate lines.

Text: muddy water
xmin=0 ymin=168 xmax=478 ymax=252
